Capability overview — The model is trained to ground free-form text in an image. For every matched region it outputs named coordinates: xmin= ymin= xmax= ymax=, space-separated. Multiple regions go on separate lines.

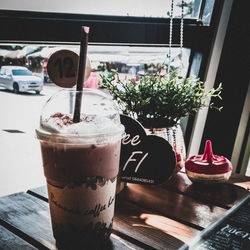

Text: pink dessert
xmin=185 ymin=140 xmax=232 ymax=183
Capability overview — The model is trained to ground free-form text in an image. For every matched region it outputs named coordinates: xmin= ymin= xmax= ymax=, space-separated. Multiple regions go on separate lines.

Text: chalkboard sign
xmin=119 ymin=114 xmax=176 ymax=185
xmin=180 ymin=193 xmax=250 ymax=250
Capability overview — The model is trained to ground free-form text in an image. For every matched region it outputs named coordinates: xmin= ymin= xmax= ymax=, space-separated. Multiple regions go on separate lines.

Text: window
xmin=0 ymin=0 xmax=223 ymax=148
xmin=1 ymin=1 xmax=249 ymax=194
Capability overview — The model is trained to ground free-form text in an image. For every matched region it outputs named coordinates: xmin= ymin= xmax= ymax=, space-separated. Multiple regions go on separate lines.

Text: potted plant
xmin=100 ymin=66 xmax=222 ymax=173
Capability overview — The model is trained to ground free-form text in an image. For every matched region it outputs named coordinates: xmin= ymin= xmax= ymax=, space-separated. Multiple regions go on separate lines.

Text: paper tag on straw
xmin=47 ymin=49 xmax=92 ymax=88
xmin=47 ymin=49 xmax=79 ymax=88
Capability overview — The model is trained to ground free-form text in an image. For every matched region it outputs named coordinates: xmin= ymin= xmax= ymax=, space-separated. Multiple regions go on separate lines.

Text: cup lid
xmin=36 ymin=88 xmax=124 ymax=143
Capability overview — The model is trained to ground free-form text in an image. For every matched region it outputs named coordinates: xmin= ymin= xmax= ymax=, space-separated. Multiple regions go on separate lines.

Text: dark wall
xmin=201 ymin=1 xmax=250 ymax=162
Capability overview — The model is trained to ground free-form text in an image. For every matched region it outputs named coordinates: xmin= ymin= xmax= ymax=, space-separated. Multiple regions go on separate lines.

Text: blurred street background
xmin=0 ymin=44 xmax=185 ymax=197
xmin=0 ymin=43 xmax=249 ymax=197
xmin=0 ymin=84 xmax=60 ymax=196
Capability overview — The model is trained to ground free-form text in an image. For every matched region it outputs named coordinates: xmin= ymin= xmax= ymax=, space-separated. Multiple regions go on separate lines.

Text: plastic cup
xmin=36 ymin=88 xmax=124 ymax=249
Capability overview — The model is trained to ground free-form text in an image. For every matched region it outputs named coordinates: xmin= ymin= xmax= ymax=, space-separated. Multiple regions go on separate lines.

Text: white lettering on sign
xmin=123 ymin=151 xmax=149 ymax=173
xmin=122 ymin=134 xmax=141 ymax=146
xmin=220 ymin=224 xmax=250 ymax=240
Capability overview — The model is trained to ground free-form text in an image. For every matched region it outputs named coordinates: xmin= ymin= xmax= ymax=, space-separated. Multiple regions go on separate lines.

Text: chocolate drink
xmin=40 ymin=140 xmax=121 ymax=249
xmin=41 ymin=141 xmax=121 ymax=187
xmin=36 ymin=89 xmax=124 ymax=249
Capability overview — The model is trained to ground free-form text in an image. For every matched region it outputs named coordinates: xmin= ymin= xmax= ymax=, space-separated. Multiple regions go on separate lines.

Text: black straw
xmin=73 ymin=26 xmax=89 ymax=123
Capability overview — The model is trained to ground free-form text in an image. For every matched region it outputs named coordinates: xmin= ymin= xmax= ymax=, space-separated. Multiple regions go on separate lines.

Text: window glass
xmin=12 ymin=69 xmax=32 ymax=76
xmin=0 ymin=44 xmax=191 ymax=82
xmin=0 ymin=1 xmax=223 ymax=196
xmin=0 ymin=0 xmax=202 ymax=19
xmin=0 ymin=43 xmax=191 ymax=138
xmin=202 ymin=0 xmax=216 ymax=24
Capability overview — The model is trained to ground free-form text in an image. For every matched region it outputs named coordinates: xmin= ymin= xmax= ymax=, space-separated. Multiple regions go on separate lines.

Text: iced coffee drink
xmin=36 ymin=89 xmax=124 ymax=249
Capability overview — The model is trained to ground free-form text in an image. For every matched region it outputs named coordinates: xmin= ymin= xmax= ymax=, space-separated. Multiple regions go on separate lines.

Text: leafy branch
xmin=100 ymin=69 xmax=222 ymax=128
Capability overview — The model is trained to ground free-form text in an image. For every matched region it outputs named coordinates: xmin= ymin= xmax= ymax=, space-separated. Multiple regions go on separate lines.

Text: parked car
xmin=0 ymin=66 xmax=43 ymax=94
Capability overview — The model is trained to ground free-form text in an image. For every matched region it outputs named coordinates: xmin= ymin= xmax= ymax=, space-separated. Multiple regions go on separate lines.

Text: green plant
xmin=100 ymin=68 xmax=222 ymax=128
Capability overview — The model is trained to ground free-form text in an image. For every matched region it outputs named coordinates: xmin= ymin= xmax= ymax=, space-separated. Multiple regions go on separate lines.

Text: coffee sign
xmin=120 ymin=115 xmax=176 ymax=185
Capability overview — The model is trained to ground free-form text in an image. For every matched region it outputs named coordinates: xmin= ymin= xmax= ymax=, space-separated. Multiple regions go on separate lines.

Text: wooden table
xmin=0 ymin=172 xmax=249 ymax=250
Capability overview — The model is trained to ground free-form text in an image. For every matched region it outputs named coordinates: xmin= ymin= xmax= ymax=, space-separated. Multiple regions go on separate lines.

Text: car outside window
xmin=5 ymin=69 xmax=11 ymax=76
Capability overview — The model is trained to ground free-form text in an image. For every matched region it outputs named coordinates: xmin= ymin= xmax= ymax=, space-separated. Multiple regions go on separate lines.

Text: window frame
xmin=0 ymin=0 xmax=221 ymax=47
